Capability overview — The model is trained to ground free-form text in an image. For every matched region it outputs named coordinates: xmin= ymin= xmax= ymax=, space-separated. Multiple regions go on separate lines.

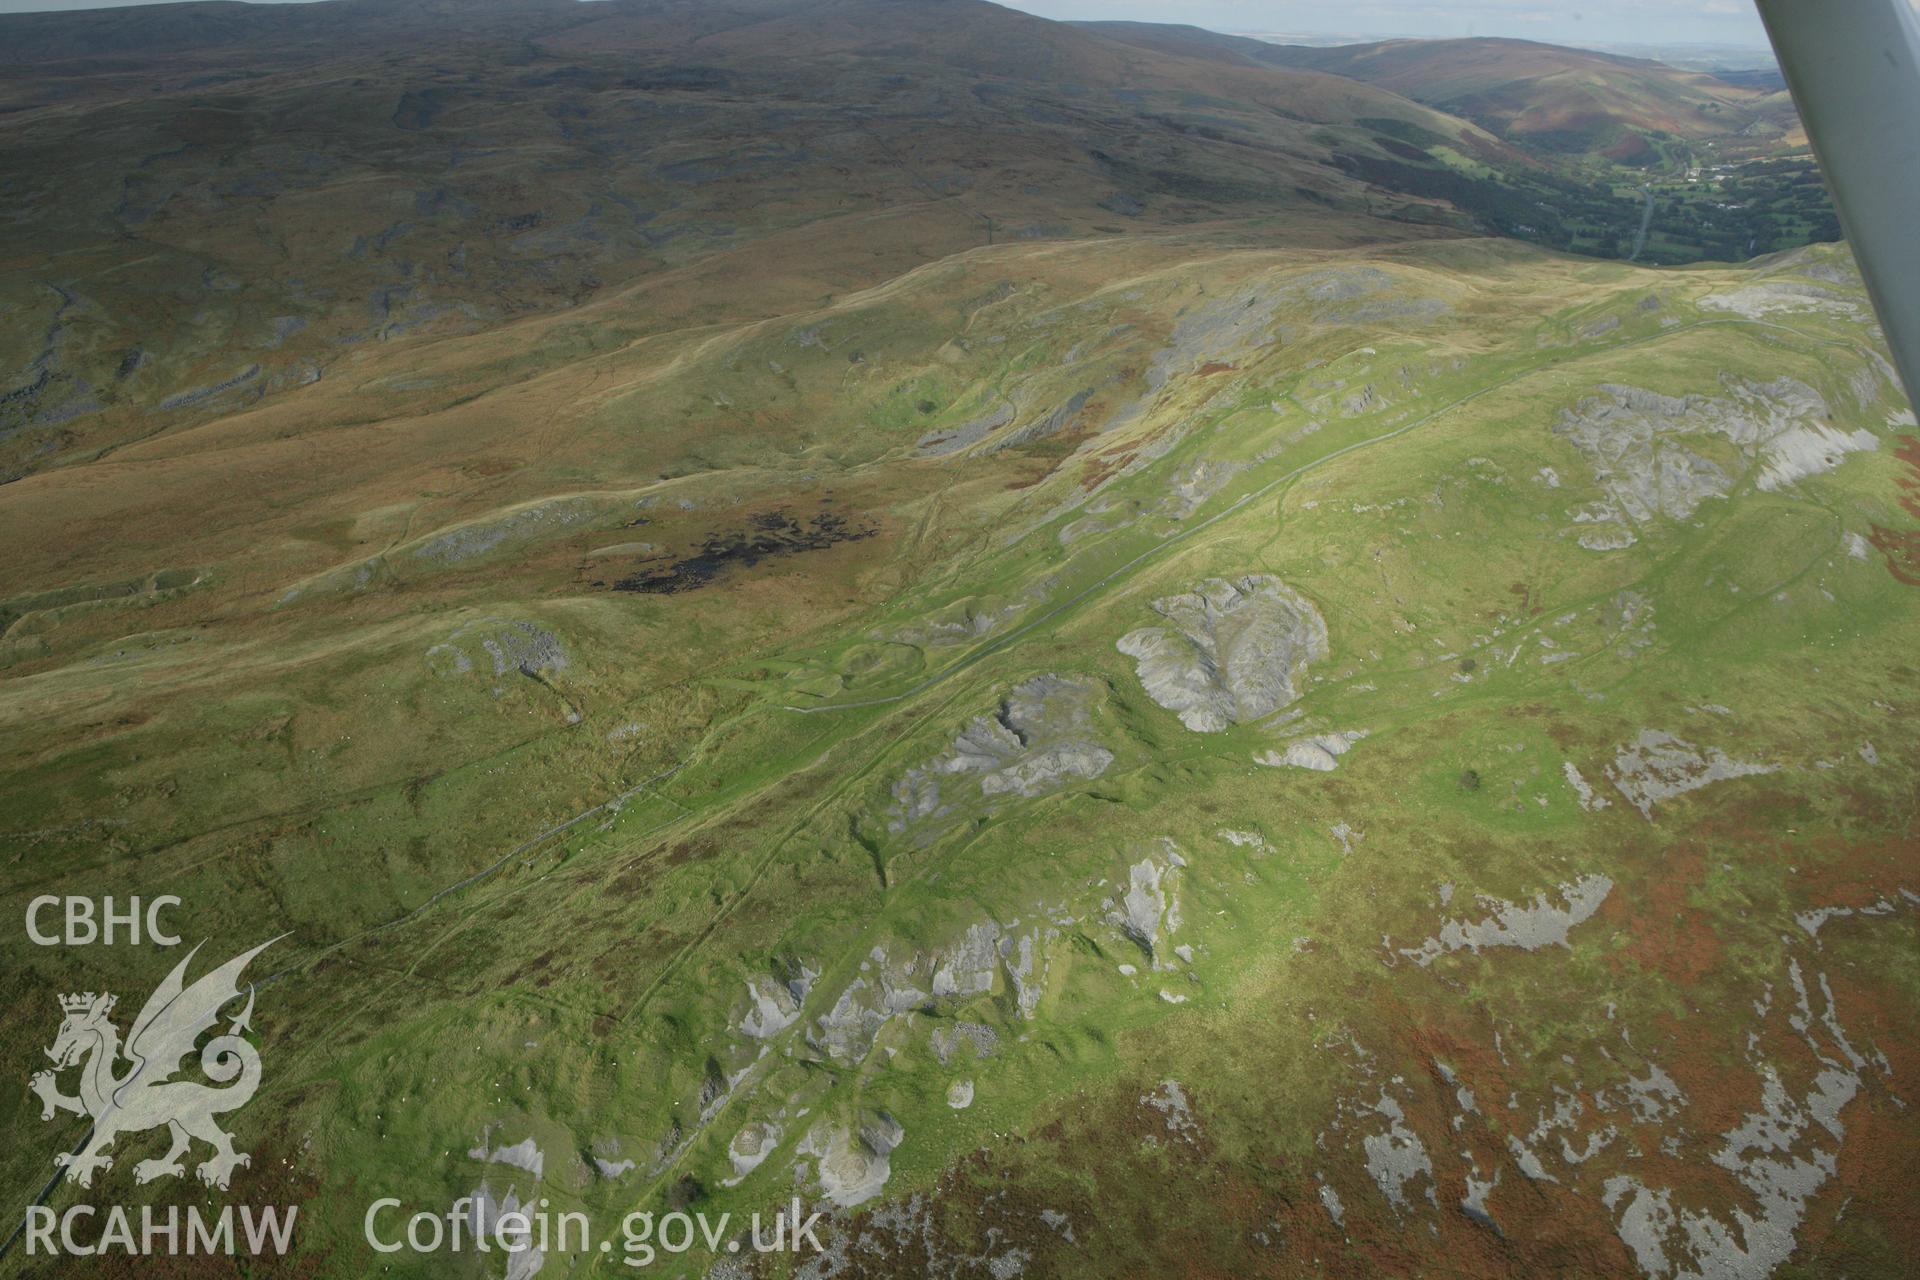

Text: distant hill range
xmin=0 ymin=0 xmax=1542 ymax=475
xmin=1078 ymin=26 xmax=1804 ymax=163
xmin=0 ymin=1 xmax=1827 ymax=478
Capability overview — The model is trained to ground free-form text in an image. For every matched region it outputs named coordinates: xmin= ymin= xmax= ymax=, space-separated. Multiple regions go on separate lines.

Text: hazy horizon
xmin=0 ymin=0 xmax=1782 ymax=50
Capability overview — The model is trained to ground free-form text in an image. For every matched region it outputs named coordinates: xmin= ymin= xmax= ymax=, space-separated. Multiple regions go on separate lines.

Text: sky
xmin=0 ymin=0 xmax=1778 ymax=49
xmin=1000 ymin=0 xmax=1774 ymax=47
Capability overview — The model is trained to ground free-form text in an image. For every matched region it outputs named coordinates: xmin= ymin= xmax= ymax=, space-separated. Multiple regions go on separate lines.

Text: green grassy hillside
xmin=3 ymin=225 xmax=1915 ymax=1276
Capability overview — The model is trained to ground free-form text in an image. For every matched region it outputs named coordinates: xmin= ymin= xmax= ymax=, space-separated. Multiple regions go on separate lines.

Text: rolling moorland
xmin=1086 ymin=26 xmax=1834 ymax=263
xmin=0 ymin=0 xmax=1535 ymax=483
xmin=1 ymin=2 xmax=1917 ymax=1278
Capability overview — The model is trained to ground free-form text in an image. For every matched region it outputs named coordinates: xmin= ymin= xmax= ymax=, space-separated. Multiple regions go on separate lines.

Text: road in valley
xmin=1629 ymin=183 xmax=1656 ymax=261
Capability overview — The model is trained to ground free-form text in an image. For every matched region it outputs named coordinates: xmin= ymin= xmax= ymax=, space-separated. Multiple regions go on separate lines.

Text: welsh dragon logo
xmin=29 ymin=938 xmax=279 ymax=1190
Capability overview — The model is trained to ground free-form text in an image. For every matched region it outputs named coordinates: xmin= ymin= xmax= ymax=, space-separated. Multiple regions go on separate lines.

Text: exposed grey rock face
xmin=1506 ymin=1135 xmax=1557 ymax=1183
xmin=1151 ymin=289 xmax=1283 ymax=389
xmin=1601 ymin=1064 xmax=1687 ymax=1125
xmin=738 ymin=973 xmax=805 ymax=1039
xmin=467 ymin=1134 xmax=545 ymax=1180
xmin=1338 ymin=384 xmax=1387 ymax=417
xmin=802 ymin=1113 xmax=905 ymax=1208
xmin=989 ymin=387 xmax=1095 ymax=453
xmin=929 ymin=1020 xmax=999 ymax=1065
xmin=1120 ymin=862 xmax=1169 ymax=952
xmin=1795 ymin=898 xmax=1897 ymax=937
xmin=931 ymin=923 xmax=1001 ymax=998
xmin=1698 ymin=281 xmax=1865 ymax=321
xmin=1088 ymin=267 xmax=1445 ymax=446
xmin=809 ymin=955 xmax=929 ymax=1065
xmin=1361 ymin=1092 xmax=1435 ymax=1214
xmin=810 ymin=978 xmax=889 ymax=1063
xmin=461 ymin=1183 xmax=544 ymax=1280
xmin=158 ymin=364 xmax=261 ymax=412
xmin=1141 ymin=1080 xmax=1200 ymax=1139
xmin=1001 ymin=927 xmax=1055 ymax=1019
xmin=793 ymin=1191 xmax=1036 ymax=1280
xmin=411 ymin=496 xmax=600 ymax=564
xmin=810 ymin=922 xmax=1021 ymax=1067
xmin=1059 ymin=494 xmax=1140 ymax=545
xmin=1106 ymin=839 xmax=1186 ymax=967
xmin=916 ymin=402 xmax=1013 ymax=456
xmin=1605 ymin=729 xmax=1775 ymax=820
xmin=1577 ymin=523 xmax=1639 ymax=551
xmin=979 ymin=740 xmax=1112 ymax=799
xmin=1159 ymin=458 xmax=1246 ymax=519
xmin=1255 ymin=730 xmax=1365 ymax=772
xmin=1562 ymin=762 xmax=1609 ymax=811
xmin=584 ymin=540 xmax=660 ymax=559
xmin=1599 ymin=959 xmax=1869 ymax=1280
xmin=1398 ymin=875 xmax=1613 ymax=966
xmin=1754 ymin=419 xmax=1879 ymax=490
xmin=1313 ymin=882 xmax=1893 ymax=1279
xmin=480 ymin=624 xmax=567 ymax=677
xmin=723 ymin=1121 xmax=782 ymax=1185
xmin=893 ymin=580 xmax=1050 ymax=647
xmin=886 ymin=675 xmax=1112 ymax=837
xmin=427 ymin=618 xmax=568 ymax=679
xmin=1555 ymin=387 xmax=1734 ymax=524
xmin=1118 ymin=575 xmax=1328 ymax=733
xmin=1554 ymin=380 xmax=1875 ymax=551
xmin=1797 ymin=257 xmax=1861 ymax=287
xmin=946 ymin=1080 xmax=975 ymax=1109
xmin=1604 ymin=589 xmax=1658 ymax=660
xmin=1460 ymin=1165 xmax=1501 ymax=1233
